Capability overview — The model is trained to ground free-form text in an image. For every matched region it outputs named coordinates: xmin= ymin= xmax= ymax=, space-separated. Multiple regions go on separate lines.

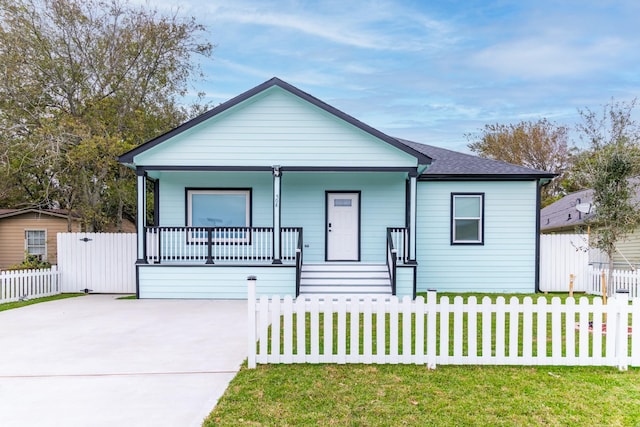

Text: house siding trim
xmin=535 ymin=180 xmax=542 ymax=293
xmin=138 ymin=165 xmax=418 ymax=173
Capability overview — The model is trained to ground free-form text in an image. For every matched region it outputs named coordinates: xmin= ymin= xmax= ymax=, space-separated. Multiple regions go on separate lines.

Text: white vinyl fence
xmin=539 ymin=234 xmax=591 ymax=292
xmin=57 ymin=233 xmax=136 ymax=294
xmin=0 ymin=266 xmax=61 ymax=303
xmin=589 ymin=266 xmax=640 ymax=298
xmin=248 ymin=281 xmax=640 ymax=370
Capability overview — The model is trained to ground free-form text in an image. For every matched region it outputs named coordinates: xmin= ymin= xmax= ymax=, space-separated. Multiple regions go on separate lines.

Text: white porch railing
xmin=388 ymin=227 xmax=409 ymax=263
xmin=0 ymin=266 xmax=61 ymax=303
xmin=145 ymin=227 xmax=301 ymax=264
xmin=588 ymin=266 xmax=640 ymax=298
xmin=248 ymin=283 xmax=639 ymax=370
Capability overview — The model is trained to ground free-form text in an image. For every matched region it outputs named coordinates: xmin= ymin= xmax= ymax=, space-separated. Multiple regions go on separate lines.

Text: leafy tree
xmin=0 ymin=0 xmax=212 ymax=230
xmin=466 ymin=119 xmax=572 ymax=206
xmin=576 ymin=99 xmax=640 ymax=287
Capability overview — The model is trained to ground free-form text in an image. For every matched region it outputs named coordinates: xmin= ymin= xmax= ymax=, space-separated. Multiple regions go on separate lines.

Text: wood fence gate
xmin=57 ymin=232 xmax=136 ymax=294
xmin=539 ymin=234 xmax=591 ymax=292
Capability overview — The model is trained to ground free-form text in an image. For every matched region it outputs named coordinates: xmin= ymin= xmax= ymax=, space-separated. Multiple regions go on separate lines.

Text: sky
xmin=156 ymin=0 xmax=640 ymax=153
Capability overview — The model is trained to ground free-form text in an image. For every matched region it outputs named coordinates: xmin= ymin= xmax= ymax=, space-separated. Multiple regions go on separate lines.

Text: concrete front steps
xmin=299 ymin=264 xmax=392 ymax=297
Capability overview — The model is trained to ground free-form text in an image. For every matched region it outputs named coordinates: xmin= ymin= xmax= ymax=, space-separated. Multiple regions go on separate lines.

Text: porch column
xmin=272 ymin=166 xmax=282 ymax=264
xmin=408 ymin=171 xmax=417 ymax=263
xmin=136 ymin=169 xmax=147 ymax=264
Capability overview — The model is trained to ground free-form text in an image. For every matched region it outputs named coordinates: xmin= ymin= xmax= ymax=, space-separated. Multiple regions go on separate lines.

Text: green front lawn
xmin=206 ymin=292 xmax=639 ymax=426
xmin=0 ymin=293 xmax=85 ymax=312
xmin=206 ymin=364 xmax=640 ymax=426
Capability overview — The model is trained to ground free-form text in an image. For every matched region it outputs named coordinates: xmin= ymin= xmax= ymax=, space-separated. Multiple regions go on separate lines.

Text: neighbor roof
xmin=396 ymin=139 xmax=556 ymax=179
xmin=0 ymin=208 xmax=78 ymax=220
xmin=541 ymin=178 xmax=640 ymax=232
xmin=539 ymin=189 xmax=594 ymax=232
xmin=119 ymin=77 xmax=432 ymax=165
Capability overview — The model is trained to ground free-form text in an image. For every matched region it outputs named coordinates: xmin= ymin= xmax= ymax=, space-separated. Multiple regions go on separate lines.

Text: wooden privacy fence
xmin=589 ymin=266 xmax=640 ymax=298
xmin=57 ymin=233 xmax=136 ymax=294
xmin=0 ymin=266 xmax=61 ymax=303
xmin=247 ymin=280 xmax=640 ymax=370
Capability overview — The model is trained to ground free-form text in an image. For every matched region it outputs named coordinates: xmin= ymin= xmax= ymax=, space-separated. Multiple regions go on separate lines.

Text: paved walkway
xmin=0 ymin=295 xmax=247 ymax=427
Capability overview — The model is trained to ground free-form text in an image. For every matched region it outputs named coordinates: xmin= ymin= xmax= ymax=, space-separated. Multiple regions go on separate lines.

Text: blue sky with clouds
xmin=164 ymin=0 xmax=640 ymax=152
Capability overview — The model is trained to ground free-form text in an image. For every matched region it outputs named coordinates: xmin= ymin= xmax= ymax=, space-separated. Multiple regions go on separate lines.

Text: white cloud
xmin=205 ymin=1 xmax=453 ymax=52
xmin=470 ymin=29 xmax=629 ymax=79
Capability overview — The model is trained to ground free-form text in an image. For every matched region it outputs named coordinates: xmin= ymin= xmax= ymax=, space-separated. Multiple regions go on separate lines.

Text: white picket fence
xmin=0 ymin=266 xmax=61 ymax=303
xmin=57 ymin=232 xmax=136 ymax=293
xmin=589 ymin=267 xmax=640 ymax=298
xmin=248 ymin=282 xmax=640 ymax=370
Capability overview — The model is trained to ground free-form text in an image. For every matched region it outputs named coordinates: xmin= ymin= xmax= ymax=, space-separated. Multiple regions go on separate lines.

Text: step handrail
xmin=386 ymin=228 xmax=397 ymax=296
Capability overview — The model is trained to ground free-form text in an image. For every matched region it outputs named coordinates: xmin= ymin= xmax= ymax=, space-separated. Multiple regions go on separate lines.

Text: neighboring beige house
xmin=0 ymin=209 xmax=81 ymax=269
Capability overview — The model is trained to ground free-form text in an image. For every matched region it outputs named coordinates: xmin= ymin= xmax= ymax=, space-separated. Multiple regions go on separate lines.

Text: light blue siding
xmin=138 ymin=265 xmax=295 ymax=298
xmin=395 ymin=265 xmax=416 ymax=298
xmin=281 ymin=172 xmax=406 ymax=263
xmin=133 ymin=87 xmax=417 ymax=168
xmin=416 ymin=181 xmax=538 ymax=293
xmin=156 ymin=171 xmax=273 ymax=227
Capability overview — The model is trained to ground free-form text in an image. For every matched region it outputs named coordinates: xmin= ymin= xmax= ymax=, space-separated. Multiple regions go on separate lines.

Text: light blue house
xmin=119 ymin=78 xmax=554 ymax=299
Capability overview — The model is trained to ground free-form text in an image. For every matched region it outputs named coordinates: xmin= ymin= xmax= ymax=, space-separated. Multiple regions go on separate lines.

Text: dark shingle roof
xmin=540 ymin=178 xmax=640 ymax=232
xmin=396 ymin=139 xmax=556 ymax=179
xmin=539 ymin=189 xmax=594 ymax=232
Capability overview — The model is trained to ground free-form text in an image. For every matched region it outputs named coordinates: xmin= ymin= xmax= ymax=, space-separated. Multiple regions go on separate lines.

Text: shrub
xmin=8 ymin=254 xmax=52 ymax=270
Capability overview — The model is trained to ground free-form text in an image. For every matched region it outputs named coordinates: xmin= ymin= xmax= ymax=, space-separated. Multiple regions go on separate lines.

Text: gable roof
xmin=119 ymin=77 xmax=432 ymax=165
xmin=0 ymin=208 xmax=79 ymax=220
xmin=396 ymin=139 xmax=556 ymax=179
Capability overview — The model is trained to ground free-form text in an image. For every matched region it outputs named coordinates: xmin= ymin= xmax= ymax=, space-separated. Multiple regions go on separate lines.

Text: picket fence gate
xmin=0 ymin=266 xmax=61 ymax=303
xmin=247 ymin=279 xmax=640 ymax=370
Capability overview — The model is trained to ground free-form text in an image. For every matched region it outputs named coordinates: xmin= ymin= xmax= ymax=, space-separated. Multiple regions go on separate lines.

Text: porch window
xmin=186 ymin=189 xmax=251 ymax=243
xmin=451 ymin=193 xmax=484 ymax=245
xmin=25 ymin=230 xmax=47 ymax=259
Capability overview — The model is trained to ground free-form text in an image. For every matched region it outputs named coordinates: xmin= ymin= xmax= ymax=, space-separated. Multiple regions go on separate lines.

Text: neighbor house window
xmin=451 ymin=193 xmax=484 ymax=245
xmin=25 ymin=230 xmax=47 ymax=259
xmin=186 ymin=189 xmax=251 ymax=242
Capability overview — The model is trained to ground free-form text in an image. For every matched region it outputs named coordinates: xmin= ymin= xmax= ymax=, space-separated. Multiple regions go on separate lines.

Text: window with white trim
xmin=451 ymin=193 xmax=484 ymax=244
xmin=25 ymin=230 xmax=47 ymax=259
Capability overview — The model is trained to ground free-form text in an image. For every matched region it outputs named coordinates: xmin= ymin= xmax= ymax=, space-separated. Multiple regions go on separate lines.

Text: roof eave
xmin=0 ymin=209 xmax=77 ymax=220
xmin=419 ymin=173 xmax=557 ymax=181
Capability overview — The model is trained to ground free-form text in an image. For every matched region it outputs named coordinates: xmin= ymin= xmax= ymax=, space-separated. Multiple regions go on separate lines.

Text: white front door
xmin=326 ymin=192 xmax=360 ymax=261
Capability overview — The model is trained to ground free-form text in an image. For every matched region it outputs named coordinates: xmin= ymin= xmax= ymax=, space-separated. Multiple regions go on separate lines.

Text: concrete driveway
xmin=0 ymin=295 xmax=247 ymax=427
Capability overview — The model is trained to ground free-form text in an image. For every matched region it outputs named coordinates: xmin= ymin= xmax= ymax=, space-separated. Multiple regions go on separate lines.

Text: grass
xmin=205 ymin=292 xmax=639 ymax=426
xmin=205 ymin=364 xmax=640 ymax=426
xmin=0 ymin=293 xmax=85 ymax=312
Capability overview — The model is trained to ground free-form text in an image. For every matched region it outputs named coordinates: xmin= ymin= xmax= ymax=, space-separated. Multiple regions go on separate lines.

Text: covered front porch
xmin=138 ymin=222 xmax=414 ymax=298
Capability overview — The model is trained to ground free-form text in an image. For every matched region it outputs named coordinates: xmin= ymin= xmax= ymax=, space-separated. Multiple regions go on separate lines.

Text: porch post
xmin=408 ymin=171 xmax=417 ymax=263
xmin=136 ymin=168 xmax=148 ymax=264
xmin=272 ymin=166 xmax=282 ymax=264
